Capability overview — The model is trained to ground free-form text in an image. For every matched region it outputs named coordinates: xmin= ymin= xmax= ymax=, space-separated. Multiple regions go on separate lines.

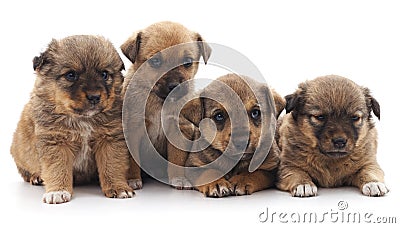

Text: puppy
xmin=10 ymin=35 xmax=134 ymax=204
xmin=277 ymin=75 xmax=388 ymax=197
xmin=120 ymin=21 xmax=211 ymax=189
xmin=181 ymin=74 xmax=285 ymax=197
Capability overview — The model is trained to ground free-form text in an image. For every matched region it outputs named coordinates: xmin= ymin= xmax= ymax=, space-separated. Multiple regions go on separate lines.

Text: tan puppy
xmin=277 ymin=75 xmax=388 ymax=197
xmin=121 ymin=21 xmax=211 ymax=189
xmin=181 ymin=74 xmax=285 ymax=197
xmin=10 ymin=35 xmax=134 ymax=204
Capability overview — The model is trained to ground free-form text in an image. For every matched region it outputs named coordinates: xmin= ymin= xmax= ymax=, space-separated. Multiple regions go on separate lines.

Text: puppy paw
xmin=30 ymin=174 xmax=43 ymax=186
xmin=197 ymin=179 xmax=232 ymax=198
xmin=128 ymin=179 xmax=143 ymax=190
xmin=42 ymin=190 xmax=71 ymax=204
xmin=117 ymin=190 xmax=135 ymax=198
xmin=291 ymin=183 xmax=318 ymax=197
xmin=169 ymin=176 xmax=193 ymax=190
xmin=362 ymin=182 xmax=389 ymax=197
xmin=229 ymin=175 xmax=255 ymax=196
xmin=104 ymin=187 xmax=135 ymax=199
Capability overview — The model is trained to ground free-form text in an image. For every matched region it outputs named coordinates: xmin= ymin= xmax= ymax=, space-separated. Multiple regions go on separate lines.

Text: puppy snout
xmin=86 ymin=94 xmax=101 ymax=105
xmin=233 ymin=138 xmax=248 ymax=150
xmin=231 ymin=131 xmax=249 ymax=150
xmin=332 ymin=137 xmax=347 ymax=149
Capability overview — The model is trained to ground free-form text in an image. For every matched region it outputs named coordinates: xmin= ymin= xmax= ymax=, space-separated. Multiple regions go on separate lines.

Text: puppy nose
xmin=332 ymin=137 xmax=347 ymax=149
xmin=167 ymin=82 xmax=179 ymax=92
xmin=86 ymin=94 xmax=101 ymax=105
xmin=233 ymin=139 xmax=248 ymax=150
xmin=231 ymin=131 xmax=249 ymax=150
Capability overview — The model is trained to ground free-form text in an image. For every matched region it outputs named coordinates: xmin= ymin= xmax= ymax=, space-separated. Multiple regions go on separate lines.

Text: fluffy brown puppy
xmin=182 ymin=74 xmax=285 ymax=197
xmin=121 ymin=21 xmax=211 ymax=189
xmin=10 ymin=35 xmax=134 ymax=204
xmin=277 ymin=75 xmax=388 ymax=197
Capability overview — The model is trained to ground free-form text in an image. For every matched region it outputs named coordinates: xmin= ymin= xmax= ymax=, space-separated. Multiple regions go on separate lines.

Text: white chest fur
xmin=70 ymin=119 xmax=95 ymax=172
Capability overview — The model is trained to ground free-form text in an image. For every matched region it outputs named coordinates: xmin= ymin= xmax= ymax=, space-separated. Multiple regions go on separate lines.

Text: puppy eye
xmin=250 ymin=109 xmax=261 ymax=120
xmin=182 ymin=57 xmax=193 ymax=68
xmin=351 ymin=115 xmax=361 ymax=121
xmin=101 ymin=71 xmax=109 ymax=81
xmin=149 ymin=57 xmax=162 ymax=68
xmin=65 ymin=71 xmax=78 ymax=82
xmin=312 ymin=115 xmax=325 ymax=121
xmin=213 ymin=112 xmax=225 ymax=123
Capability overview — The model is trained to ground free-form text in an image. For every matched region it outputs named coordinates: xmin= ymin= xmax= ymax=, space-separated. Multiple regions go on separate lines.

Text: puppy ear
xmin=364 ymin=88 xmax=380 ymax=120
xmin=33 ymin=39 xmax=57 ymax=71
xmin=194 ymin=33 xmax=212 ymax=64
xmin=284 ymin=93 xmax=298 ymax=113
xmin=285 ymin=83 xmax=306 ymax=120
xmin=272 ymin=90 xmax=285 ymax=118
xmin=371 ymin=97 xmax=380 ymax=120
xmin=178 ymin=97 xmax=204 ymax=143
xmin=119 ymin=56 xmax=125 ymax=71
xmin=32 ymin=55 xmax=44 ymax=71
xmin=261 ymin=85 xmax=285 ymax=119
xmin=121 ymin=31 xmax=142 ymax=64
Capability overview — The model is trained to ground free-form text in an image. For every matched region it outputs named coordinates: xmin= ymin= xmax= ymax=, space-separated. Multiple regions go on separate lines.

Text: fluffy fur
xmin=182 ymin=74 xmax=285 ymax=197
xmin=121 ymin=21 xmax=211 ymax=189
xmin=276 ymin=75 xmax=388 ymax=197
xmin=10 ymin=35 xmax=134 ymax=204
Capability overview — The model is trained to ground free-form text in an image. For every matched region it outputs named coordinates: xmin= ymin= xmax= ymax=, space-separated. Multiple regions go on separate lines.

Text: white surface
xmin=5 ymin=178 xmax=399 ymax=227
xmin=1 ymin=0 xmax=399 ymax=227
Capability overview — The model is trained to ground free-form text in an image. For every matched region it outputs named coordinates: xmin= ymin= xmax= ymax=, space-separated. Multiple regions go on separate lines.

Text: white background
xmin=1 ymin=0 xmax=399 ymax=227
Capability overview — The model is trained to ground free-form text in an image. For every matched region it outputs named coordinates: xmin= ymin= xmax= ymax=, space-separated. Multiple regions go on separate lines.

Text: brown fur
xmin=277 ymin=75 xmax=388 ymax=197
xmin=120 ymin=21 xmax=211 ymax=189
xmin=182 ymin=74 xmax=284 ymax=197
xmin=10 ymin=35 xmax=134 ymax=204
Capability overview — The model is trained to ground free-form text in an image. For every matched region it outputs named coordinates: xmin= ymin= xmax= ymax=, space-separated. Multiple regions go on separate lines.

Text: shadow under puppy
xmin=180 ymin=74 xmax=285 ymax=197
xmin=120 ymin=21 xmax=211 ymax=189
xmin=277 ymin=75 xmax=388 ymax=197
xmin=10 ymin=35 xmax=134 ymax=204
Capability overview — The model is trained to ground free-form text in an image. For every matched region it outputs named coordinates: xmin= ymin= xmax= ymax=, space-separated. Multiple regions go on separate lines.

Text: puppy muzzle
xmin=321 ymin=150 xmax=350 ymax=158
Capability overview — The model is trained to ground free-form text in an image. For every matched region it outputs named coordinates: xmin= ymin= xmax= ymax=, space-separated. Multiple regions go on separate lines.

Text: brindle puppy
xmin=277 ymin=75 xmax=388 ymax=197
xmin=10 ymin=35 xmax=134 ymax=203
xmin=181 ymin=74 xmax=284 ymax=197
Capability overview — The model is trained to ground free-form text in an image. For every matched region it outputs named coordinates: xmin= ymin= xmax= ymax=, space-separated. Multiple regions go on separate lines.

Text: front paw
xmin=30 ymin=174 xmax=44 ymax=186
xmin=197 ymin=179 xmax=233 ymax=198
xmin=362 ymin=182 xmax=389 ymax=197
xmin=169 ymin=176 xmax=193 ymax=190
xmin=291 ymin=183 xmax=318 ymax=197
xmin=128 ymin=178 xmax=143 ymax=190
xmin=42 ymin=190 xmax=72 ymax=204
xmin=104 ymin=186 xmax=135 ymax=199
xmin=229 ymin=175 xmax=255 ymax=196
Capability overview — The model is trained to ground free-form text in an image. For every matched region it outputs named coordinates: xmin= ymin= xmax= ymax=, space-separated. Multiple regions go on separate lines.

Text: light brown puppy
xmin=182 ymin=74 xmax=285 ymax=197
xmin=121 ymin=21 xmax=211 ymax=189
xmin=10 ymin=35 xmax=134 ymax=204
xmin=277 ymin=75 xmax=388 ymax=197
